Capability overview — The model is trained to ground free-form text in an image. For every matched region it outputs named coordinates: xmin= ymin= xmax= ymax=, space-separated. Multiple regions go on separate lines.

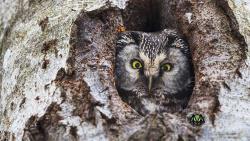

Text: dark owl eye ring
xmin=161 ymin=63 xmax=173 ymax=72
xmin=130 ymin=59 xmax=143 ymax=69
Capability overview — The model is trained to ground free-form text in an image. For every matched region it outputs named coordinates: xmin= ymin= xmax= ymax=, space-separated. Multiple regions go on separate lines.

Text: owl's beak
xmin=148 ymin=76 xmax=153 ymax=92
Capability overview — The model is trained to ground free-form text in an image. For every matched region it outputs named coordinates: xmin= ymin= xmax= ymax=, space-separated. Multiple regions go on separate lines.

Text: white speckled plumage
xmin=115 ymin=29 xmax=194 ymax=115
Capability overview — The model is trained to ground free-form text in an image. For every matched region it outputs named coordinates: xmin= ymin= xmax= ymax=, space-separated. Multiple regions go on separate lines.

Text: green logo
xmin=188 ymin=113 xmax=205 ymax=126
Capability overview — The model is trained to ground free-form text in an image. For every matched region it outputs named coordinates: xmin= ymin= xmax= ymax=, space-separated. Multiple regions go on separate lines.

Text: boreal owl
xmin=115 ymin=29 xmax=194 ymax=115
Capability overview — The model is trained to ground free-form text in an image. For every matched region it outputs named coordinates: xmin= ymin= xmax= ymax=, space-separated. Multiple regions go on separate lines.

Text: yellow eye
xmin=131 ymin=59 xmax=143 ymax=69
xmin=161 ymin=63 xmax=173 ymax=72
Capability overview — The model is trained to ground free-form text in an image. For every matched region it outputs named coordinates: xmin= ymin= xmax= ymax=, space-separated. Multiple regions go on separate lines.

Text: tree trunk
xmin=0 ymin=0 xmax=250 ymax=140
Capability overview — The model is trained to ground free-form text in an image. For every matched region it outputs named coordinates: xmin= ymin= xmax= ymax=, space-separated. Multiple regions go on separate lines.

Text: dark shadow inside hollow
xmin=116 ymin=0 xmax=195 ymax=115
xmin=121 ymin=0 xmax=160 ymax=32
xmin=121 ymin=0 xmax=179 ymax=32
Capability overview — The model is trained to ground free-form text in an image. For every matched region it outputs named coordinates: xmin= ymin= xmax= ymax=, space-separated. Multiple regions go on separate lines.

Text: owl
xmin=115 ymin=29 xmax=194 ymax=115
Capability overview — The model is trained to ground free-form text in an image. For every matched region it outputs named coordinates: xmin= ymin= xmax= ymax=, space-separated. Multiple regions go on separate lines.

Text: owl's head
xmin=115 ymin=29 xmax=193 ymax=96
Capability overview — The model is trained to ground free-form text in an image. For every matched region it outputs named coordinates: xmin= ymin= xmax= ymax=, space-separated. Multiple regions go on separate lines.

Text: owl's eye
xmin=161 ymin=63 xmax=173 ymax=72
xmin=131 ymin=59 xmax=143 ymax=69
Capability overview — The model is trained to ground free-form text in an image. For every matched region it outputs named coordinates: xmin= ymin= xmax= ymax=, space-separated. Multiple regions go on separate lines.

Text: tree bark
xmin=0 ymin=0 xmax=250 ymax=141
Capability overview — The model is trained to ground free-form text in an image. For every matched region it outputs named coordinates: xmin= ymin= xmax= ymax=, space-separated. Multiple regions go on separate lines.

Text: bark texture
xmin=0 ymin=0 xmax=250 ymax=141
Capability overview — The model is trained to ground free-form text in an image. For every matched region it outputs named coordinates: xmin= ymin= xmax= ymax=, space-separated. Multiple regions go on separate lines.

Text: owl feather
xmin=115 ymin=29 xmax=194 ymax=115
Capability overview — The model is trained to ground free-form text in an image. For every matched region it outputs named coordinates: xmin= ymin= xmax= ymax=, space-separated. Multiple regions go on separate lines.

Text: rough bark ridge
xmin=0 ymin=0 xmax=250 ymax=141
